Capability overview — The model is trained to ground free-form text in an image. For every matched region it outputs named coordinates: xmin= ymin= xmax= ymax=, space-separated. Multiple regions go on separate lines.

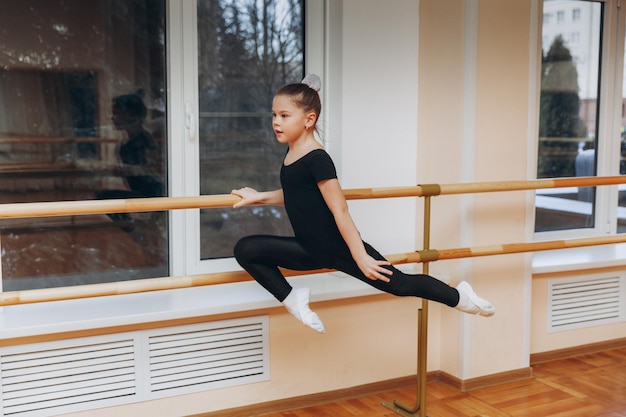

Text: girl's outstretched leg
xmin=234 ymin=235 xmax=326 ymax=332
xmin=333 ymin=242 xmax=495 ymax=316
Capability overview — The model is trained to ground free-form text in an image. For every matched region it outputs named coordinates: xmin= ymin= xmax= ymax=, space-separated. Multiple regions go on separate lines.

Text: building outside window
xmin=544 ymin=12 xmax=554 ymax=24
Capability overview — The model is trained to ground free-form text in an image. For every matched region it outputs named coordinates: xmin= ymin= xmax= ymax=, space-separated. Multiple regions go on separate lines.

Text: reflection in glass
xmin=535 ymin=0 xmax=602 ymax=232
xmin=197 ymin=0 xmax=304 ymax=260
xmin=0 ymin=0 xmax=168 ymax=290
xmin=619 ymin=26 xmax=626 ymax=233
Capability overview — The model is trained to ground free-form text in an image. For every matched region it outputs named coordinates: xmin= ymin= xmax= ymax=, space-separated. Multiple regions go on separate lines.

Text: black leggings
xmin=234 ymin=235 xmax=459 ymax=307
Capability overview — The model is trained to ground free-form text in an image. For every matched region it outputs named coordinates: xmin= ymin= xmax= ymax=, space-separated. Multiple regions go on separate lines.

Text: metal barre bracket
xmin=418 ymin=184 xmax=441 ymax=197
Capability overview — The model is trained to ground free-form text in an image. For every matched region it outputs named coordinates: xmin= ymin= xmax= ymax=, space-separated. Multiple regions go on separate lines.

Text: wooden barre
xmin=436 ymin=176 xmax=626 ymax=196
xmin=0 ymin=195 xmax=242 ymax=219
xmin=380 ymin=234 xmax=626 ymax=264
xmin=411 ymin=234 xmax=626 ymax=262
xmin=344 ymin=175 xmax=626 ymax=199
xmin=1 ymin=233 xmax=624 ymax=307
xmin=1 ymin=175 xmax=625 ymax=219
xmin=0 ymin=268 xmax=331 ymax=307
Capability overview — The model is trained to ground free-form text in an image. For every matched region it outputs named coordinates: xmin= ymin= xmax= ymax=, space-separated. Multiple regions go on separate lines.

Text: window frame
xmin=534 ymin=0 xmax=625 ymax=242
xmin=167 ymin=0 xmax=329 ymax=277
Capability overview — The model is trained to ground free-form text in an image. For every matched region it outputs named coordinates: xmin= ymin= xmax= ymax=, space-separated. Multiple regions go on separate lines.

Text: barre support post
xmin=383 ymin=195 xmax=432 ymax=417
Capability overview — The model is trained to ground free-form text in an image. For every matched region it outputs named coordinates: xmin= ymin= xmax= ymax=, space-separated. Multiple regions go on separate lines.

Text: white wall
xmin=417 ymin=0 xmax=533 ymax=380
xmin=340 ymin=0 xmax=419 ymax=256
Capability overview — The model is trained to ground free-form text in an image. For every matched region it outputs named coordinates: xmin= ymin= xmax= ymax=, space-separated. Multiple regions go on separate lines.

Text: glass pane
xmin=535 ymin=0 xmax=602 ymax=232
xmin=0 ymin=0 xmax=168 ymax=290
xmin=197 ymin=0 xmax=303 ymax=260
xmin=620 ymin=27 xmax=626 ymax=233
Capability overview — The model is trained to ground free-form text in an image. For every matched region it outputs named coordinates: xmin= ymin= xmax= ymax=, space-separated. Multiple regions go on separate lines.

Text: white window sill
xmin=0 ymin=271 xmax=387 ymax=341
xmin=532 ymin=242 xmax=626 ymax=274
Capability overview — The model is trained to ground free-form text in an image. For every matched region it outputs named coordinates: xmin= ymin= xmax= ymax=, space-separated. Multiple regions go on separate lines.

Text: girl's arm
xmin=231 ymin=187 xmax=284 ymax=208
xmin=318 ymin=178 xmax=392 ymax=282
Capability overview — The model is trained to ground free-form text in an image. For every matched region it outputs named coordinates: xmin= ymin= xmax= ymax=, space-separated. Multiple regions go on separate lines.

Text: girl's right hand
xmin=231 ymin=187 xmax=259 ymax=208
xmin=356 ymin=255 xmax=392 ymax=283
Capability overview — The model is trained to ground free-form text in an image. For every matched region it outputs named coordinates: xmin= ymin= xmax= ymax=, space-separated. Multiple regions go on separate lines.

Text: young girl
xmin=232 ymin=75 xmax=494 ymax=333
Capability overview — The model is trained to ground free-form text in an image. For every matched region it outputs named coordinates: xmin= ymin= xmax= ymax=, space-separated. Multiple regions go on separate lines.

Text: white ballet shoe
xmin=282 ymin=287 xmax=326 ymax=333
xmin=455 ymin=281 xmax=495 ymax=317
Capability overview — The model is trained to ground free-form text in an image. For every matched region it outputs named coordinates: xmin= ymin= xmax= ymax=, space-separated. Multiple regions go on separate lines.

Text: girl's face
xmin=271 ymin=95 xmax=314 ymax=144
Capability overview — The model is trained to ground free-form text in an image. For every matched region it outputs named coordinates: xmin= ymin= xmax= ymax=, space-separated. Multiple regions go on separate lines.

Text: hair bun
xmin=301 ymin=74 xmax=321 ymax=92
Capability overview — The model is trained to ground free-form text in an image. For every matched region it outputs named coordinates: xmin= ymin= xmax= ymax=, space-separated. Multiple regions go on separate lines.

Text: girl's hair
xmin=112 ymin=90 xmax=147 ymax=121
xmin=276 ymin=74 xmax=322 ymax=126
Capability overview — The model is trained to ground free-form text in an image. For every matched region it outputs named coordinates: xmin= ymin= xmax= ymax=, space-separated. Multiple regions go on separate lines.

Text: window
xmin=618 ymin=13 xmax=626 ymax=233
xmin=0 ymin=0 xmax=168 ymax=290
xmin=573 ymin=8 xmax=581 ymax=21
xmin=196 ymin=0 xmax=304 ymax=260
xmin=535 ymin=0 xmax=626 ymax=237
xmin=535 ymin=0 xmax=602 ymax=234
xmin=0 ymin=0 xmax=311 ymax=291
xmin=173 ymin=0 xmax=318 ymax=276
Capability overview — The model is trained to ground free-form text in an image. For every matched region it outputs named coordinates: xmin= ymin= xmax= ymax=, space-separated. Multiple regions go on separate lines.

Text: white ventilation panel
xmin=549 ymin=274 xmax=625 ymax=332
xmin=0 ymin=316 xmax=269 ymax=416
xmin=1 ymin=339 xmax=138 ymax=416
xmin=148 ymin=320 xmax=269 ymax=394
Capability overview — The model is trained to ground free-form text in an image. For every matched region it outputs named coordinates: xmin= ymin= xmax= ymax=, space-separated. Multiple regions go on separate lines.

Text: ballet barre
xmin=2 ymin=175 xmax=626 ymax=417
xmin=0 ymin=233 xmax=624 ymax=307
xmin=0 ymin=175 xmax=623 ymax=220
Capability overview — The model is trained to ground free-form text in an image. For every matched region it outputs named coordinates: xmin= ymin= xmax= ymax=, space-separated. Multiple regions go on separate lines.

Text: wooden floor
xmin=260 ymin=347 xmax=626 ymax=417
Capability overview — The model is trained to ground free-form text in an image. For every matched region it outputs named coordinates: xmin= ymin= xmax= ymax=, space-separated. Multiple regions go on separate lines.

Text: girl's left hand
xmin=356 ymin=255 xmax=392 ymax=282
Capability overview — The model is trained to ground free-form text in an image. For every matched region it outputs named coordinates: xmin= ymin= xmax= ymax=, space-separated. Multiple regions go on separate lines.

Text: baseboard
xmin=437 ymin=367 xmax=534 ymax=392
xmin=188 ymin=367 xmax=534 ymax=417
xmin=187 ymin=375 xmax=420 ymax=417
xmin=530 ymin=337 xmax=626 ymax=365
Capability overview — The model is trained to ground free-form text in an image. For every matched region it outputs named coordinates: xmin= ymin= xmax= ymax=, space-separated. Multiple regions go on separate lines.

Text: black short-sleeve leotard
xmin=236 ymin=148 xmax=459 ymax=306
xmin=280 ymin=149 xmax=352 ymax=265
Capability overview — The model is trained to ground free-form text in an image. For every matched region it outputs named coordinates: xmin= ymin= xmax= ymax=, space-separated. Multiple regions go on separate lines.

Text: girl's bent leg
xmin=282 ymin=287 xmax=326 ymax=333
xmin=234 ymin=235 xmax=327 ymax=332
xmin=234 ymin=235 xmax=323 ymax=301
